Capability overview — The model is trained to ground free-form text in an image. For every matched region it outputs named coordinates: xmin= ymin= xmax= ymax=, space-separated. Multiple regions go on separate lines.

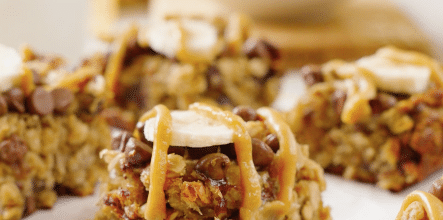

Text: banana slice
xmin=144 ymin=110 xmax=234 ymax=147
xmin=0 ymin=44 xmax=22 ymax=92
xmin=356 ymin=56 xmax=431 ymax=95
xmin=146 ymin=18 xmax=220 ymax=63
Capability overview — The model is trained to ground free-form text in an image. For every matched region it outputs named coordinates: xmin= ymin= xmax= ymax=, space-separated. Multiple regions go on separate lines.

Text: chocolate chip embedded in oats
xmin=331 ymin=90 xmax=347 ymax=116
xmin=195 ymin=153 xmax=230 ymax=180
xmin=243 ymin=38 xmax=280 ymax=61
xmin=124 ymin=137 xmax=153 ymax=168
xmin=206 ymin=65 xmax=223 ymax=92
xmin=429 ymin=179 xmax=443 ymax=202
xmin=233 ymin=106 xmax=258 ymax=122
xmin=300 ymin=64 xmax=324 ymax=86
xmin=51 ymin=88 xmax=74 ymax=114
xmin=27 ymin=87 xmax=54 ymax=116
xmin=264 ymin=134 xmax=279 ymax=153
xmin=251 ymin=138 xmax=274 ymax=167
xmin=0 ymin=94 xmax=8 ymax=115
xmin=0 ymin=135 xmax=28 ymax=165
xmin=6 ymin=87 xmax=26 ymax=113
xmin=110 ymin=129 xmax=131 ymax=152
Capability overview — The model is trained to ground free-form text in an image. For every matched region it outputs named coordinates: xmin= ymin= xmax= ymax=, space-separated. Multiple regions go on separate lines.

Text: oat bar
xmin=287 ymin=46 xmax=443 ymax=191
xmin=82 ymin=14 xmax=282 ymax=130
xmin=0 ymin=44 xmax=110 ymax=220
xmin=95 ymin=103 xmax=330 ymax=220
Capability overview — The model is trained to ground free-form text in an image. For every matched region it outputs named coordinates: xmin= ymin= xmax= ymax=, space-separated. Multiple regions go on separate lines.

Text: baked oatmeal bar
xmin=82 ymin=14 xmax=282 ymax=130
xmin=396 ymin=176 xmax=443 ymax=220
xmin=0 ymin=44 xmax=110 ymax=220
xmin=287 ymin=46 xmax=443 ymax=191
xmin=95 ymin=103 xmax=330 ymax=220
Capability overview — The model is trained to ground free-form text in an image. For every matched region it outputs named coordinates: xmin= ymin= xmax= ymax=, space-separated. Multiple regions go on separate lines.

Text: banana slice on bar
xmin=147 ymin=18 xmax=220 ymax=63
xmin=0 ymin=44 xmax=22 ymax=92
xmin=144 ymin=110 xmax=234 ymax=147
xmin=356 ymin=55 xmax=431 ymax=95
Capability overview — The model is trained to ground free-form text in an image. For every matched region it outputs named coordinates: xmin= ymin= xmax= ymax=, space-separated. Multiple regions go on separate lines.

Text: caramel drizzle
xmin=138 ymin=105 xmax=172 ymax=220
xmin=189 ymin=103 xmax=261 ymax=219
xmin=396 ymin=191 xmax=443 ymax=220
xmin=257 ymin=107 xmax=297 ymax=216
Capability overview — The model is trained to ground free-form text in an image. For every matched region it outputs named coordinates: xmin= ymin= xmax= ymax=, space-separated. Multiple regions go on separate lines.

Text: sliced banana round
xmin=146 ymin=18 xmax=220 ymax=63
xmin=144 ymin=110 xmax=234 ymax=147
xmin=356 ymin=55 xmax=431 ymax=95
xmin=0 ymin=44 xmax=22 ymax=92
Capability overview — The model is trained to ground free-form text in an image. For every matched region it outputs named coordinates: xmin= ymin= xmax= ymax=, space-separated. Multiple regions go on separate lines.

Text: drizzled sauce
xmin=189 ymin=103 xmax=261 ymax=219
xmin=257 ymin=108 xmax=297 ymax=216
xmin=138 ymin=105 xmax=172 ymax=220
xmin=136 ymin=103 xmax=298 ymax=219
xmin=396 ymin=191 xmax=443 ymax=220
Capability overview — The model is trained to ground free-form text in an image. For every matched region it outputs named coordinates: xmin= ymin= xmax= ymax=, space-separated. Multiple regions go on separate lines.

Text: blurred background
xmin=0 ymin=0 xmax=442 ymax=66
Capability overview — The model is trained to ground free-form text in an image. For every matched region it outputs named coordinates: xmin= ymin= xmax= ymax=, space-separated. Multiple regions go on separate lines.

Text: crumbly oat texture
xmin=287 ymin=46 xmax=443 ymax=191
xmin=82 ymin=14 xmax=283 ymax=130
xmin=0 ymin=45 xmax=110 ymax=220
xmin=95 ymin=104 xmax=330 ymax=220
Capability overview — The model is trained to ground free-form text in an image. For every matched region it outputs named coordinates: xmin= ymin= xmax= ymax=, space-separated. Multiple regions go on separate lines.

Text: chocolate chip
xmin=110 ymin=129 xmax=131 ymax=152
xmin=195 ymin=153 xmax=230 ymax=180
xmin=136 ymin=121 xmax=150 ymax=144
xmin=251 ymin=138 xmax=274 ymax=167
xmin=331 ymin=90 xmax=347 ymax=116
xmin=233 ymin=106 xmax=258 ymax=122
xmin=0 ymin=135 xmax=28 ymax=165
xmin=369 ymin=93 xmax=397 ymax=115
xmin=77 ymin=93 xmax=94 ymax=111
xmin=123 ymin=137 xmax=153 ymax=169
xmin=51 ymin=88 xmax=74 ymax=114
xmin=429 ymin=179 xmax=443 ymax=202
xmin=186 ymin=145 xmax=220 ymax=160
xmin=32 ymin=70 xmax=43 ymax=85
xmin=206 ymin=65 xmax=223 ymax=92
xmin=101 ymin=109 xmax=135 ymax=131
xmin=27 ymin=87 xmax=54 ymax=116
xmin=6 ymin=87 xmax=25 ymax=113
xmin=123 ymin=38 xmax=156 ymax=67
xmin=301 ymin=64 xmax=324 ymax=86
xmin=264 ymin=134 xmax=279 ymax=152
xmin=0 ymin=94 xmax=8 ymax=115
xmin=243 ymin=38 xmax=280 ymax=61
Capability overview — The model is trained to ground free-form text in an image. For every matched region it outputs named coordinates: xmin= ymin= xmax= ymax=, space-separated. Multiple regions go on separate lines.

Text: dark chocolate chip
xmin=186 ymin=145 xmax=220 ymax=160
xmin=264 ymin=134 xmax=279 ymax=153
xmin=124 ymin=137 xmax=153 ymax=168
xmin=51 ymin=88 xmax=74 ymax=114
xmin=251 ymin=138 xmax=274 ymax=167
xmin=167 ymin=146 xmax=186 ymax=157
xmin=0 ymin=135 xmax=28 ymax=165
xmin=331 ymin=90 xmax=347 ymax=116
xmin=232 ymin=106 xmax=258 ymax=122
xmin=300 ymin=64 xmax=324 ymax=86
xmin=0 ymin=94 xmax=8 ymax=115
xmin=6 ymin=87 xmax=26 ymax=113
xmin=206 ymin=65 xmax=223 ymax=92
xmin=32 ymin=70 xmax=43 ymax=85
xmin=123 ymin=38 xmax=156 ymax=67
xmin=27 ymin=87 xmax=54 ymax=116
xmin=243 ymin=38 xmax=280 ymax=61
xmin=195 ymin=153 xmax=230 ymax=180
xmin=369 ymin=93 xmax=397 ymax=115
xmin=110 ymin=129 xmax=131 ymax=152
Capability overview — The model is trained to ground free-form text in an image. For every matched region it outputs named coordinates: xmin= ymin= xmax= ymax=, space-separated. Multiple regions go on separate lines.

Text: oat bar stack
xmin=0 ymin=44 xmax=110 ymax=219
xmin=95 ymin=103 xmax=330 ymax=220
xmin=287 ymin=46 xmax=443 ymax=191
xmin=82 ymin=14 xmax=283 ymax=131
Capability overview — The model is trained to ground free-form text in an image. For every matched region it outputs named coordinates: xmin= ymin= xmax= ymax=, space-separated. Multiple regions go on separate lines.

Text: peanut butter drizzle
xmin=396 ymin=191 xmax=443 ymax=220
xmin=257 ymin=108 xmax=297 ymax=217
xmin=104 ymin=25 xmax=138 ymax=100
xmin=189 ymin=103 xmax=261 ymax=220
xmin=138 ymin=105 xmax=172 ymax=220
